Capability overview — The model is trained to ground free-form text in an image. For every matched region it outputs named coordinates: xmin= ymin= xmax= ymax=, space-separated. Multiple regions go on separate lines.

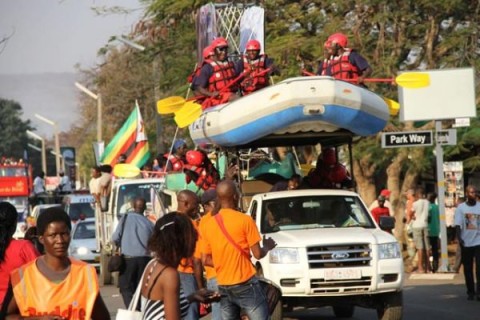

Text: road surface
xmin=101 ymin=272 xmax=477 ymax=319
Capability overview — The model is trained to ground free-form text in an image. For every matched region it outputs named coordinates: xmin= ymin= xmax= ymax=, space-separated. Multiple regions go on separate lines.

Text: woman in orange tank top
xmin=3 ymin=207 xmax=110 ymax=320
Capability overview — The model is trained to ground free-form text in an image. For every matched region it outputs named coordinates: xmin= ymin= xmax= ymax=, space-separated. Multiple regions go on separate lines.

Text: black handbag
xmin=108 ymin=214 xmax=128 ymax=273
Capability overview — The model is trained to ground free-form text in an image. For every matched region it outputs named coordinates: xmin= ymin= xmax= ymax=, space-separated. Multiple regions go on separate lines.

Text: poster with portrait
xmin=61 ymin=147 xmax=76 ymax=190
xmin=443 ymin=161 xmax=464 ymax=208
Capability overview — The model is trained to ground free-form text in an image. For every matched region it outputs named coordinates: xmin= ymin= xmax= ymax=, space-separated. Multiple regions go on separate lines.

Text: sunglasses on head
xmin=216 ymin=46 xmax=228 ymax=52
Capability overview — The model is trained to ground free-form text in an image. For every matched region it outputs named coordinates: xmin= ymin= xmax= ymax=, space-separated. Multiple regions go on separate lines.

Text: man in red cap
xmin=369 ymin=189 xmax=393 ymax=216
xmin=194 ymin=37 xmax=241 ymax=109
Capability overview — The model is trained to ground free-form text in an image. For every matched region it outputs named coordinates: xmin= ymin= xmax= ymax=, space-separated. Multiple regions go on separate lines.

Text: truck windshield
xmin=261 ymin=195 xmax=375 ymax=233
xmin=115 ymin=182 xmax=163 ymax=219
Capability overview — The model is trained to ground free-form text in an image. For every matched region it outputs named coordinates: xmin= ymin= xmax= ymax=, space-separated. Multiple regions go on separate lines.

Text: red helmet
xmin=328 ymin=33 xmax=348 ymax=48
xmin=322 ymin=148 xmax=337 ymax=166
xmin=203 ymin=46 xmax=214 ymax=59
xmin=246 ymin=39 xmax=261 ymax=51
xmin=211 ymin=37 xmax=228 ymax=49
xmin=186 ymin=150 xmax=204 ymax=167
xmin=329 ymin=163 xmax=348 ymax=183
xmin=323 ymin=40 xmax=332 ymax=49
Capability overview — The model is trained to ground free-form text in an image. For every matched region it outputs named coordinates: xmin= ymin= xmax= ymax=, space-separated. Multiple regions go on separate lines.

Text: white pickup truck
xmin=246 ymin=189 xmax=403 ymax=320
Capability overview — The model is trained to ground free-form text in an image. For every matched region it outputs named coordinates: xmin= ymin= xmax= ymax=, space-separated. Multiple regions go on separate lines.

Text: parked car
xmin=69 ymin=218 xmax=99 ymax=269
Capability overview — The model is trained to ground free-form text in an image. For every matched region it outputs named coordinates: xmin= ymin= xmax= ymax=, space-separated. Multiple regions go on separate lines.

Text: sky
xmin=0 ymin=0 xmax=144 ymax=137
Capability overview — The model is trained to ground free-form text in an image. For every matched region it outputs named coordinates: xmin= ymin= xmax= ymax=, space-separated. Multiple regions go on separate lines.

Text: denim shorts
xmin=218 ymin=276 xmax=269 ymax=320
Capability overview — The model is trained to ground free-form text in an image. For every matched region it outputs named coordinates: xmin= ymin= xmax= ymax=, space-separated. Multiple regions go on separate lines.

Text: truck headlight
xmin=269 ymin=248 xmax=299 ymax=264
xmin=75 ymin=247 xmax=89 ymax=255
xmin=378 ymin=242 xmax=401 ymax=259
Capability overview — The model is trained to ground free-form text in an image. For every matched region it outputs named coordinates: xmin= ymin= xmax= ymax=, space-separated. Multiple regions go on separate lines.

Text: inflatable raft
xmin=189 ymin=76 xmax=390 ymax=147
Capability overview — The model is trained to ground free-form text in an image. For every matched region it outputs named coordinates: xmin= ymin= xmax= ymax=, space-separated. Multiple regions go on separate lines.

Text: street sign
xmin=381 ymin=131 xmax=433 ymax=148
xmin=436 ymin=129 xmax=457 ymax=145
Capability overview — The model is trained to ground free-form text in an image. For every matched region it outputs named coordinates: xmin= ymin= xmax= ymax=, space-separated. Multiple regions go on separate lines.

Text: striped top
xmin=141 ymin=290 xmax=189 ymax=320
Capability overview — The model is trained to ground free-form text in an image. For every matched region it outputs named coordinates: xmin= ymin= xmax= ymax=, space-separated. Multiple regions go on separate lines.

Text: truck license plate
xmin=324 ymin=269 xmax=361 ymax=280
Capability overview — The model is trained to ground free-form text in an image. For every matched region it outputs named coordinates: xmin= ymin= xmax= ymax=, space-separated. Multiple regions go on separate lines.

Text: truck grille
xmin=310 ymin=277 xmax=372 ymax=293
xmin=307 ymin=244 xmax=372 ymax=268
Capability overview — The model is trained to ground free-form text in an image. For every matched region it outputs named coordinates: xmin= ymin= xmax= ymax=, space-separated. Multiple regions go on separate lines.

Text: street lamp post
xmin=26 ymin=130 xmax=47 ymax=174
xmin=35 ymin=114 xmax=61 ymax=177
xmin=75 ymin=82 xmax=102 ymax=142
xmin=116 ymin=36 xmax=164 ymax=153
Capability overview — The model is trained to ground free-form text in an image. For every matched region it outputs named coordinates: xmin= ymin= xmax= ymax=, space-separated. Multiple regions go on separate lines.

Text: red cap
xmin=380 ymin=189 xmax=391 ymax=197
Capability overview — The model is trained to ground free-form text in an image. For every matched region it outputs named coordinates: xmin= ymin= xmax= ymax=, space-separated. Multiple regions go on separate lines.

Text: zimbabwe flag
xmin=100 ymin=101 xmax=150 ymax=168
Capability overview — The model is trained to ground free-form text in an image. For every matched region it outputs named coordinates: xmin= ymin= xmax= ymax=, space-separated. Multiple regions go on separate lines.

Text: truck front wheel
xmin=376 ymin=291 xmax=403 ymax=320
xmin=333 ymin=305 xmax=355 ymax=318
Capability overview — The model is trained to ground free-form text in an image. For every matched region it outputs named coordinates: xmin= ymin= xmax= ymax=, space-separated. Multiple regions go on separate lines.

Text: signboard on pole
xmin=436 ymin=129 xmax=457 ymax=145
xmin=381 ymin=131 xmax=433 ymax=148
xmin=443 ymin=162 xmax=464 ymax=207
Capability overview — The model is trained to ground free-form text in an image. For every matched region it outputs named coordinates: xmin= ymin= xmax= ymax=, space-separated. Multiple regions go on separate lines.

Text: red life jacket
xmin=164 ymin=154 xmax=185 ymax=172
xmin=240 ymin=55 xmax=269 ymax=94
xmin=329 ymin=49 xmax=359 ymax=80
xmin=188 ymin=59 xmax=212 ymax=84
xmin=184 ymin=163 xmax=219 ymax=190
xmin=319 ymin=58 xmax=330 ymax=76
xmin=208 ymin=60 xmax=238 ymax=92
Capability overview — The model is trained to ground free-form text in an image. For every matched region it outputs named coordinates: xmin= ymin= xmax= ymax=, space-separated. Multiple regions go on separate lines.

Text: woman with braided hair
xmin=0 ymin=202 xmax=39 ymax=309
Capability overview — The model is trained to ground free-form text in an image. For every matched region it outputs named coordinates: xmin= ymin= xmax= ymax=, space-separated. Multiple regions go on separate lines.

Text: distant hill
xmin=0 ymin=72 xmax=79 ymax=138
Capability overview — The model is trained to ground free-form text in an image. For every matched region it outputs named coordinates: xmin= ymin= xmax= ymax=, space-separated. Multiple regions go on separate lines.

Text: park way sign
xmin=381 ymin=131 xmax=433 ymax=148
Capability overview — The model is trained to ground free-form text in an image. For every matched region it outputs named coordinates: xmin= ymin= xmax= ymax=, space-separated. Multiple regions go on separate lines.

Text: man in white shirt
xmin=89 ymin=166 xmax=101 ymax=202
xmin=58 ymin=171 xmax=72 ymax=193
xmin=33 ymin=172 xmax=46 ymax=195
xmin=411 ymin=187 xmax=431 ymax=273
xmin=454 ymin=186 xmax=480 ymax=300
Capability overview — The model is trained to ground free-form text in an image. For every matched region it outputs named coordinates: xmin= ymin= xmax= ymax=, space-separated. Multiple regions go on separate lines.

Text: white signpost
xmin=398 ymin=68 xmax=476 ymax=273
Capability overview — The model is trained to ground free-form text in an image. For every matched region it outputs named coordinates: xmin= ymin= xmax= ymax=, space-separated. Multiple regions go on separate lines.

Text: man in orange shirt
xmin=201 ymin=180 xmax=276 ymax=320
xmin=177 ymin=190 xmax=204 ymax=320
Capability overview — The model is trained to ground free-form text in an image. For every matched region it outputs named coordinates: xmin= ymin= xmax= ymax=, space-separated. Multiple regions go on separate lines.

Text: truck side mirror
xmin=379 ymin=216 xmax=395 ymax=231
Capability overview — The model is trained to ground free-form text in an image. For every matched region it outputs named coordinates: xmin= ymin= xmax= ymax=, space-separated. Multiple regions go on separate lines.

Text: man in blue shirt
xmin=112 ymin=197 xmax=153 ymax=307
xmin=454 ymin=185 xmax=480 ymax=300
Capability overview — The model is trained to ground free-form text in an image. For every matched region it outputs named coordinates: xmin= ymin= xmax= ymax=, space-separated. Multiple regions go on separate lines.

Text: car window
xmin=116 ymin=183 xmax=163 ymax=219
xmin=73 ymin=222 xmax=96 ymax=239
xmin=261 ymin=195 xmax=375 ymax=233
xmin=68 ymin=203 xmax=95 ymax=220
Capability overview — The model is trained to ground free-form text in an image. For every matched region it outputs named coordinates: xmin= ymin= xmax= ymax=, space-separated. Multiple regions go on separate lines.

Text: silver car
xmin=69 ymin=218 xmax=99 ymax=269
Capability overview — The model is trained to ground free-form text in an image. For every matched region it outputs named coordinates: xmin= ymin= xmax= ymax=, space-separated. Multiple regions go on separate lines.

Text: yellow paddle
xmin=157 ymin=96 xmax=190 ymax=114
xmin=383 ymin=97 xmax=400 ymax=116
xmin=395 ymin=72 xmax=430 ymax=89
xmin=174 ymin=100 xmax=203 ymax=128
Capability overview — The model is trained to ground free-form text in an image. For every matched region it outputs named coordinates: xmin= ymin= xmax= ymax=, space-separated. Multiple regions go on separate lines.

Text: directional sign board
xmin=436 ymin=129 xmax=457 ymax=145
xmin=381 ymin=131 xmax=433 ymax=148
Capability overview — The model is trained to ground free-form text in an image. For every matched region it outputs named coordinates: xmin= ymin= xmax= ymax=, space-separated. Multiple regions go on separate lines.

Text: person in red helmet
xmin=235 ymin=39 xmax=277 ymax=95
xmin=194 ymin=37 xmax=241 ymax=109
xmin=325 ymin=32 xmax=372 ymax=85
xmin=307 ymin=147 xmax=352 ymax=189
xmin=190 ymin=45 xmax=215 ymax=89
xmin=316 ymin=40 xmax=333 ymax=76
xmin=184 ymin=150 xmax=220 ymax=191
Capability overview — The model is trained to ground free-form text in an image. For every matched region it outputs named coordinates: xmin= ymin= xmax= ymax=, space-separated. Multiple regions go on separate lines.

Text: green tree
xmin=0 ymin=98 xmax=34 ymax=159
xmin=72 ymin=0 xmax=479 ymax=226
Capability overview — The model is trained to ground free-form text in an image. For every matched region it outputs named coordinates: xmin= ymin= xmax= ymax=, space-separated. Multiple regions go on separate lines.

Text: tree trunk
xmin=353 ymin=157 xmax=377 ymax=206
